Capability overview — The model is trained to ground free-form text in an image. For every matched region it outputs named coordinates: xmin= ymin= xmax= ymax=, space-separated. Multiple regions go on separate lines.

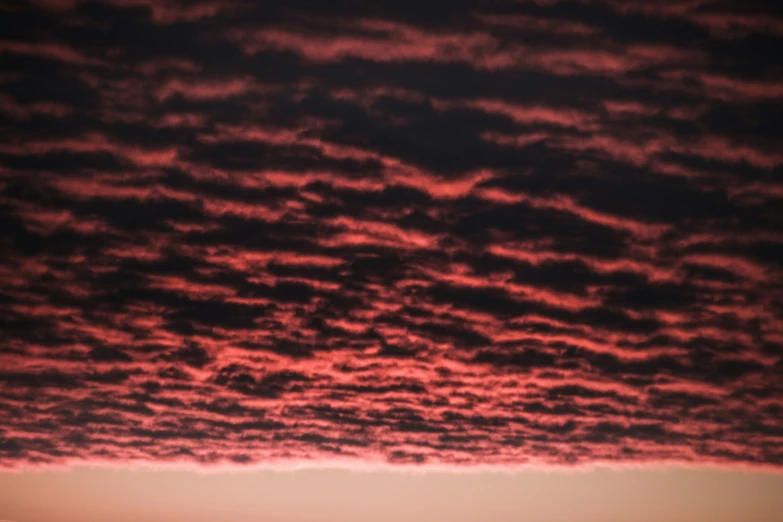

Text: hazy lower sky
xmin=1 ymin=466 xmax=782 ymax=522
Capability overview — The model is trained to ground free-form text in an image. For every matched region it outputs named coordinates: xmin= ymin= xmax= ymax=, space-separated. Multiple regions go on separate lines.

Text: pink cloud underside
xmin=0 ymin=0 xmax=781 ymax=471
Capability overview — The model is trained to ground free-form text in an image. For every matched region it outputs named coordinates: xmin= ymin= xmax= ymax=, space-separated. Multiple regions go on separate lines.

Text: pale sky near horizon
xmin=1 ymin=466 xmax=781 ymax=522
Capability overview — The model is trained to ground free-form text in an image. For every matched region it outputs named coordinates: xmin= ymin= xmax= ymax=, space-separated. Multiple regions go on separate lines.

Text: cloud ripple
xmin=0 ymin=0 xmax=781 ymax=470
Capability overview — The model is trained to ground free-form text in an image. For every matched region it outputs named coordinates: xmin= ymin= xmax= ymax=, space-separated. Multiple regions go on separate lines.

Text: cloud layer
xmin=0 ymin=0 xmax=781 ymax=469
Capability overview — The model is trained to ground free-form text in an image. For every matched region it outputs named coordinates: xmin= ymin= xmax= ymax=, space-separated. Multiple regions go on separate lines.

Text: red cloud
xmin=1 ymin=0 xmax=781 ymax=472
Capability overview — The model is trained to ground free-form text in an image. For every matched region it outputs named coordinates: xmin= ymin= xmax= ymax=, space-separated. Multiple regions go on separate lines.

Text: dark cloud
xmin=0 ymin=0 xmax=781 ymax=470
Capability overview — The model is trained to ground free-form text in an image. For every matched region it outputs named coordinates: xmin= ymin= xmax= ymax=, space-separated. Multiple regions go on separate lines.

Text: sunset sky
xmin=0 ymin=0 xmax=781 ymax=520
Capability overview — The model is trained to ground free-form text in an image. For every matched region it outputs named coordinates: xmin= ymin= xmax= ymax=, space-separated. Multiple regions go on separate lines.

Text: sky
xmin=0 ymin=0 xmax=781 ymax=520
xmin=1 ymin=466 xmax=782 ymax=522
